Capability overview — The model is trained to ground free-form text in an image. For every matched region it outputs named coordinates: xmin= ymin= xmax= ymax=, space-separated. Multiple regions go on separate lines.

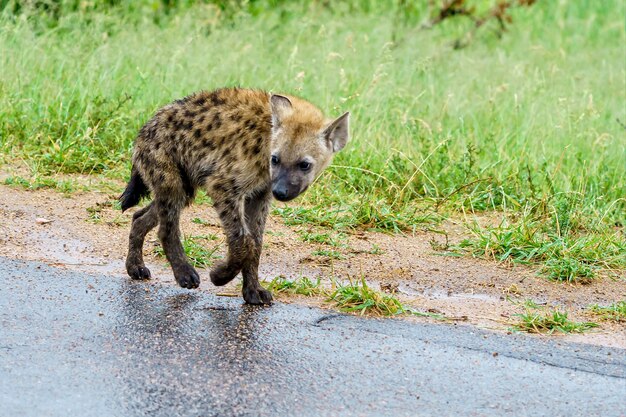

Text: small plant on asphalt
xmin=511 ymin=309 xmax=598 ymax=334
xmin=588 ymin=301 xmax=626 ymax=323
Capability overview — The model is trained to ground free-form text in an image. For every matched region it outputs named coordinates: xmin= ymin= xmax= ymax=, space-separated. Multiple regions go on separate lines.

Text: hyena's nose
xmin=272 ymin=186 xmax=289 ymax=201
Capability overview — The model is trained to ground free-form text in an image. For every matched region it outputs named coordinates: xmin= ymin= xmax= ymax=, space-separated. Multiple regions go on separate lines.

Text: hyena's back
xmin=126 ymin=88 xmax=274 ymax=209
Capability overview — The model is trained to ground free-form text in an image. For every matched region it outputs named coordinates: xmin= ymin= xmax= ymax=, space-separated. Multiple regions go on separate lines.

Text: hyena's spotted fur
xmin=120 ymin=88 xmax=349 ymax=304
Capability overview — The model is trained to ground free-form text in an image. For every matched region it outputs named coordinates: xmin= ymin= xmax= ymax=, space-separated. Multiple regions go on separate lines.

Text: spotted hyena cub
xmin=119 ymin=88 xmax=350 ymax=304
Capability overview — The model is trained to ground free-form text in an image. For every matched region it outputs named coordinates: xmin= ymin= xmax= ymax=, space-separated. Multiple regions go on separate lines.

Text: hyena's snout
xmin=271 ymin=177 xmax=304 ymax=202
xmin=271 ymin=184 xmax=290 ymax=201
xmin=271 ymin=170 xmax=309 ymax=202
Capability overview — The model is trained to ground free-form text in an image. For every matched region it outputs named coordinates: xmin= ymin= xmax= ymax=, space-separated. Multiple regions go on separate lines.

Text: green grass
xmin=311 ymin=249 xmax=345 ymax=260
xmin=589 ymin=301 xmax=626 ymax=323
xmin=541 ymin=257 xmax=594 ymax=284
xmin=453 ymin=215 xmax=625 ymax=282
xmin=265 ymin=275 xmax=324 ymax=297
xmin=194 ymin=190 xmax=212 ymax=205
xmin=0 ymin=1 xmax=624 ymax=277
xmin=154 ymin=234 xmax=220 ymax=268
xmin=297 ymin=230 xmax=347 ymax=247
xmin=511 ymin=309 xmax=598 ymax=334
xmin=263 ymin=275 xmax=443 ymax=318
xmin=4 ymin=175 xmax=80 ymax=194
xmin=327 ymin=277 xmax=409 ymax=316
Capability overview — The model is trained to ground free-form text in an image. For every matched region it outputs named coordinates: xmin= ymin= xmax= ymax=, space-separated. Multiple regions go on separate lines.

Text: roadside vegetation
xmin=266 ymin=276 xmax=326 ymax=297
xmin=0 ymin=0 xmax=624 ymax=282
xmin=265 ymin=275 xmax=445 ymax=318
xmin=266 ymin=275 xmax=408 ymax=316
xmin=588 ymin=301 xmax=626 ymax=323
xmin=453 ymin=215 xmax=625 ymax=283
xmin=511 ymin=308 xmax=598 ymax=335
xmin=507 ymin=300 xmax=599 ymax=334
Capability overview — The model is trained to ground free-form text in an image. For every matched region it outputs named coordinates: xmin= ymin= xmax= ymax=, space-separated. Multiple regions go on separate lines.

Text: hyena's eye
xmin=298 ymin=161 xmax=312 ymax=171
xmin=271 ymin=155 xmax=280 ymax=166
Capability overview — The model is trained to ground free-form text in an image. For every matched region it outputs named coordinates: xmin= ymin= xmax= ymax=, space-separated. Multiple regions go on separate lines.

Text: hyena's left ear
xmin=322 ymin=112 xmax=350 ymax=152
xmin=270 ymin=94 xmax=293 ymax=128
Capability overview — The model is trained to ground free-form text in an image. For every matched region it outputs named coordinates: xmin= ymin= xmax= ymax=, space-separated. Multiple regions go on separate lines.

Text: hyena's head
xmin=269 ymin=94 xmax=350 ymax=202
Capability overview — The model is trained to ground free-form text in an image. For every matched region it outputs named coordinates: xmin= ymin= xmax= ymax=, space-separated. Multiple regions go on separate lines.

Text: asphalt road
xmin=0 ymin=257 xmax=624 ymax=417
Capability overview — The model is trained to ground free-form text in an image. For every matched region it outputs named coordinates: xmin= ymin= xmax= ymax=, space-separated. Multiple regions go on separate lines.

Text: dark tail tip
xmin=119 ymin=169 xmax=150 ymax=212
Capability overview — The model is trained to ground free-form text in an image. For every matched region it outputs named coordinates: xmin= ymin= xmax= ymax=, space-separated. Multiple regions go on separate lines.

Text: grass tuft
xmin=191 ymin=217 xmax=211 ymax=226
xmin=297 ymin=230 xmax=347 ymax=247
xmin=541 ymin=257 xmax=594 ymax=283
xmin=262 ymin=275 xmax=439 ymax=318
xmin=589 ymin=301 xmax=626 ymax=323
xmin=4 ymin=175 xmax=79 ymax=194
xmin=327 ymin=277 xmax=408 ymax=316
xmin=511 ymin=309 xmax=598 ymax=334
xmin=265 ymin=275 xmax=324 ymax=297
xmin=311 ymin=249 xmax=345 ymax=260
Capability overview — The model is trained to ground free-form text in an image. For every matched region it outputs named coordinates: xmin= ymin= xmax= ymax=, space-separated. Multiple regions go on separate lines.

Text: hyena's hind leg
xmin=155 ymin=195 xmax=200 ymax=289
xmin=126 ymin=202 xmax=159 ymax=280
xmin=241 ymin=189 xmax=273 ymax=304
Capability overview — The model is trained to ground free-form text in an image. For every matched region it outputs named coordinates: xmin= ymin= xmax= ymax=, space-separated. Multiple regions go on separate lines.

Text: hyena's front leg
xmin=126 ymin=202 xmax=158 ymax=280
xmin=156 ymin=198 xmax=200 ymax=289
xmin=210 ymin=193 xmax=272 ymax=305
xmin=240 ymin=189 xmax=273 ymax=305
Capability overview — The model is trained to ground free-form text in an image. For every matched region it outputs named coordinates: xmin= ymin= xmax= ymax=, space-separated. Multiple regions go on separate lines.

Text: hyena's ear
xmin=270 ymin=94 xmax=293 ymax=128
xmin=322 ymin=112 xmax=350 ymax=152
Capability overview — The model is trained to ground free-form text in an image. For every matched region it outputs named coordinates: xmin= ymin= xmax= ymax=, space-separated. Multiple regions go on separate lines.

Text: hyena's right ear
xmin=270 ymin=94 xmax=293 ymax=128
xmin=323 ymin=111 xmax=350 ymax=152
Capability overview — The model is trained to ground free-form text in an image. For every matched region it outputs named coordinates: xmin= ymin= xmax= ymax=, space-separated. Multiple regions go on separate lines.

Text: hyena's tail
xmin=119 ymin=167 xmax=150 ymax=212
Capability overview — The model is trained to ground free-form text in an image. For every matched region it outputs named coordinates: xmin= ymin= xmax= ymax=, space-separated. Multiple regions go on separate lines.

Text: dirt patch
xmin=0 ymin=183 xmax=624 ymax=347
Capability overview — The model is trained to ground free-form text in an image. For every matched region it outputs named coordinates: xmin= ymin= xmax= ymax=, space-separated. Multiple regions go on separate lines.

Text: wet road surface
xmin=1 ymin=257 xmax=625 ymax=416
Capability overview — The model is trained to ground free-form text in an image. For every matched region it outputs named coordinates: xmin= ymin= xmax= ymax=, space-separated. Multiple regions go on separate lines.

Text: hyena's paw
xmin=173 ymin=264 xmax=201 ymax=289
xmin=243 ymin=286 xmax=273 ymax=305
xmin=126 ymin=262 xmax=152 ymax=280
xmin=210 ymin=261 xmax=241 ymax=286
